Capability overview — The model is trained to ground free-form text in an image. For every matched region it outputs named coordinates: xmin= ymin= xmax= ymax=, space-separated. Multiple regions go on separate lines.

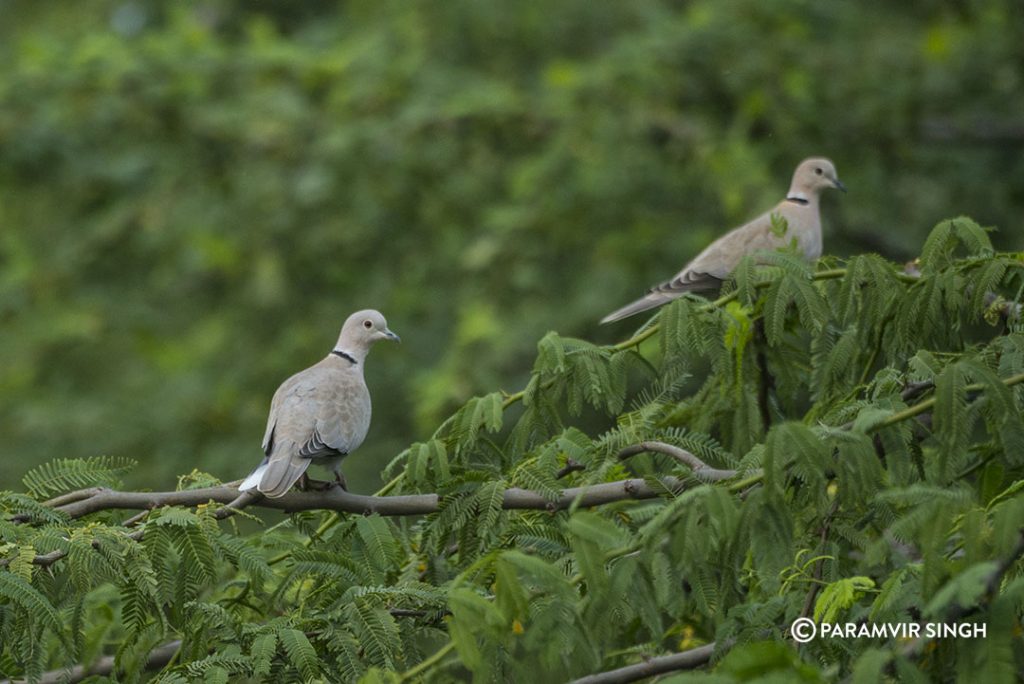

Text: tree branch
xmin=556 ymin=458 xmax=586 ymax=479
xmin=900 ymin=379 xmax=934 ymax=402
xmin=617 ymin=441 xmax=740 ymax=481
xmin=5 ymin=529 xmax=145 ymax=568
xmin=878 ymin=371 xmax=1024 ymax=430
xmin=44 ymin=476 xmax=695 ymax=522
xmin=213 ymin=490 xmax=263 ymax=520
xmin=0 ymin=640 xmax=181 ymax=684
xmin=567 ymin=642 xmax=718 ymax=684
xmin=7 ymin=447 xmax=736 ymax=568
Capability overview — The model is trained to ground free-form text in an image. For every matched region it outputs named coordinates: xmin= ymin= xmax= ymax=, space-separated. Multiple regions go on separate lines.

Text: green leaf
xmin=814 ymin=576 xmax=876 ymax=622
xmin=279 ymin=628 xmax=321 ymax=680
xmin=355 ymin=515 xmax=398 ymax=570
xmin=920 ymin=216 xmax=993 ymax=273
xmin=21 ymin=456 xmax=137 ymax=498
xmin=924 ymin=562 xmax=996 ymax=617
xmin=770 ymin=212 xmax=789 ymax=238
xmin=933 ymin=361 xmax=970 ymax=481
xmin=250 ymin=631 xmax=277 ymax=678
xmin=0 ymin=571 xmax=61 ymax=631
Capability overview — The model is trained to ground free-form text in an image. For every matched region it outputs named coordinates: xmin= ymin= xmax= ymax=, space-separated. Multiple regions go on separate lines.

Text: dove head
xmin=788 ymin=157 xmax=846 ymax=200
xmin=334 ymin=309 xmax=400 ymax=362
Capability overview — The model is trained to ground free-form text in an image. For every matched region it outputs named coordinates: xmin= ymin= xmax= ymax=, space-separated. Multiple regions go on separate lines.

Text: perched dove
xmin=601 ymin=158 xmax=845 ymax=324
xmin=239 ymin=310 xmax=400 ymax=498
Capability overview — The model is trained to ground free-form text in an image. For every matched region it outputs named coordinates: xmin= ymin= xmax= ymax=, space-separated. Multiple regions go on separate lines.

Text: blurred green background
xmin=1 ymin=0 xmax=1022 ymax=492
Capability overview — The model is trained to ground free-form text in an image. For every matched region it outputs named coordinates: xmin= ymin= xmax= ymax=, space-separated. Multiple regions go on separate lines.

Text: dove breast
xmin=263 ymin=359 xmax=371 ymax=460
xmin=245 ymin=355 xmax=371 ymax=498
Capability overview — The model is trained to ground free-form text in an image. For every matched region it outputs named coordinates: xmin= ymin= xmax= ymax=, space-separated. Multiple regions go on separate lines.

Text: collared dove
xmin=601 ymin=157 xmax=845 ymax=324
xmin=239 ymin=309 xmax=400 ymax=498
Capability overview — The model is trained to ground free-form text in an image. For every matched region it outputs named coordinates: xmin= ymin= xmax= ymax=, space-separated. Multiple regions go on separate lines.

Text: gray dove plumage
xmin=239 ymin=309 xmax=399 ymax=498
xmin=601 ymin=157 xmax=845 ymax=324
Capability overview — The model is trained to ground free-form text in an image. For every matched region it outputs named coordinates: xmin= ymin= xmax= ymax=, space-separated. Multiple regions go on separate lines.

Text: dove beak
xmin=383 ymin=329 xmax=401 ymax=343
xmin=832 ymin=178 xmax=847 ymax=193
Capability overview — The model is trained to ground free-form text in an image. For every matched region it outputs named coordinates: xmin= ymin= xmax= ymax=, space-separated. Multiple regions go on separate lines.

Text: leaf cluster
xmin=4 ymin=220 xmax=1024 ymax=682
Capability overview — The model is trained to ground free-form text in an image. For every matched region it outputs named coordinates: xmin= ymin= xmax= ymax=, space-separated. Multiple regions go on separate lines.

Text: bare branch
xmin=12 ymin=529 xmax=146 ymax=569
xmin=121 ymin=509 xmax=150 ymax=527
xmin=8 ymin=489 xmax=98 ymax=523
xmin=567 ymin=643 xmax=717 ymax=684
xmin=556 ymin=458 xmax=586 ymax=479
xmin=45 ymin=476 xmax=696 ymax=522
xmin=389 ymin=608 xmax=450 ymax=620
xmin=213 ymin=490 xmax=263 ymax=520
xmin=840 ymin=371 xmax=1024 ymax=432
xmin=900 ymin=379 xmax=934 ymax=402
xmin=0 ymin=640 xmax=180 ymax=684
xmin=42 ymin=489 xmax=99 ymax=509
xmin=6 ymin=475 xmax=702 ymax=568
xmin=618 ymin=441 xmax=740 ymax=482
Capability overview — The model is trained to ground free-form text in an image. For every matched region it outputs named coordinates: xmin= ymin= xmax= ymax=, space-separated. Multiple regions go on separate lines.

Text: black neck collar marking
xmin=331 ymin=350 xmax=358 ymax=364
xmin=786 ymin=196 xmax=809 ymax=206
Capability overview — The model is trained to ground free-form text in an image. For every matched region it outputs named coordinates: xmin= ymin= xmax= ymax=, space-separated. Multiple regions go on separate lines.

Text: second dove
xmin=601 ymin=157 xmax=845 ymax=324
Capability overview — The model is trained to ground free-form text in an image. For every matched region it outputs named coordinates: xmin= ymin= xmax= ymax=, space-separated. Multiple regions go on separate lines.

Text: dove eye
xmin=814 ymin=168 xmax=823 ymax=175
xmin=363 ymin=320 xmax=373 ymax=329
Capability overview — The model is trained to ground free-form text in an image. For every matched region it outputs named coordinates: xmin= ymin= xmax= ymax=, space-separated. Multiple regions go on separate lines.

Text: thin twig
xmin=556 ymin=459 xmax=586 ymax=479
xmin=879 ymin=371 xmax=1024 ymax=430
xmin=42 ymin=488 xmax=102 ymax=509
xmin=8 ymin=489 xmax=100 ymax=523
xmin=900 ymin=379 xmax=934 ymax=402
xmin=4 ymin=529 xmax=146 ymax=569
xmin=122 ymin=509 xmax=150 ymax=528
xmin=618 ymin=441 xmax=741 ymax=481
xmin=398 ymin=641 xmax=457 ymax=682
xmin=212 ymin=490 xmax=262 ymax=520
xmin=388 ymin=608 xmax=450 ymax=620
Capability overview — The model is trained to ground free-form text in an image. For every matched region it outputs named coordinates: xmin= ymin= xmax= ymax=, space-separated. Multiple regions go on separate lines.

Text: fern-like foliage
xmin=21 ymin=455 xmax=137 ymax=498
xmin=3 ymin=219 xmax=1024 ymax=682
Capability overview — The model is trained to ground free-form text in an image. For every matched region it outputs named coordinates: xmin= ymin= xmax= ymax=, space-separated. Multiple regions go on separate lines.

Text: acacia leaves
xmin=3 ymin=221 xmax=1024 ymax=682
xmin=22 ymin=456 xmax=137 ymax=499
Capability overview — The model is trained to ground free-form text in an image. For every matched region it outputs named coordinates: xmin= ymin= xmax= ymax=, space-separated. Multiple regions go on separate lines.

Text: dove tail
xmin=239 ymin=463 xmax=267 ymax=492
xmin=600 ymin=293 xmax=670 ymax=324
xmin=239 ymin=445 xmax=311 ymax=498
xmin=255 ymin=456 xmax=311 ymax=498
xmin=602 ymin=271 xmax=723 ymax=324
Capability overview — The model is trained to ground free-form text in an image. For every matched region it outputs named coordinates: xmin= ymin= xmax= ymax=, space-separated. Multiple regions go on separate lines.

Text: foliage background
xmin=2 ymin=2 xmax=1024 ymax=683
xmin=2 ymin=0 xmax=1023 ymax=491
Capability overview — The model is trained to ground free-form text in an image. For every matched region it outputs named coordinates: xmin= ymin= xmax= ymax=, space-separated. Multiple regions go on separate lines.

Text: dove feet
xmin=297 ymin=474 xmax=337 ymax=492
